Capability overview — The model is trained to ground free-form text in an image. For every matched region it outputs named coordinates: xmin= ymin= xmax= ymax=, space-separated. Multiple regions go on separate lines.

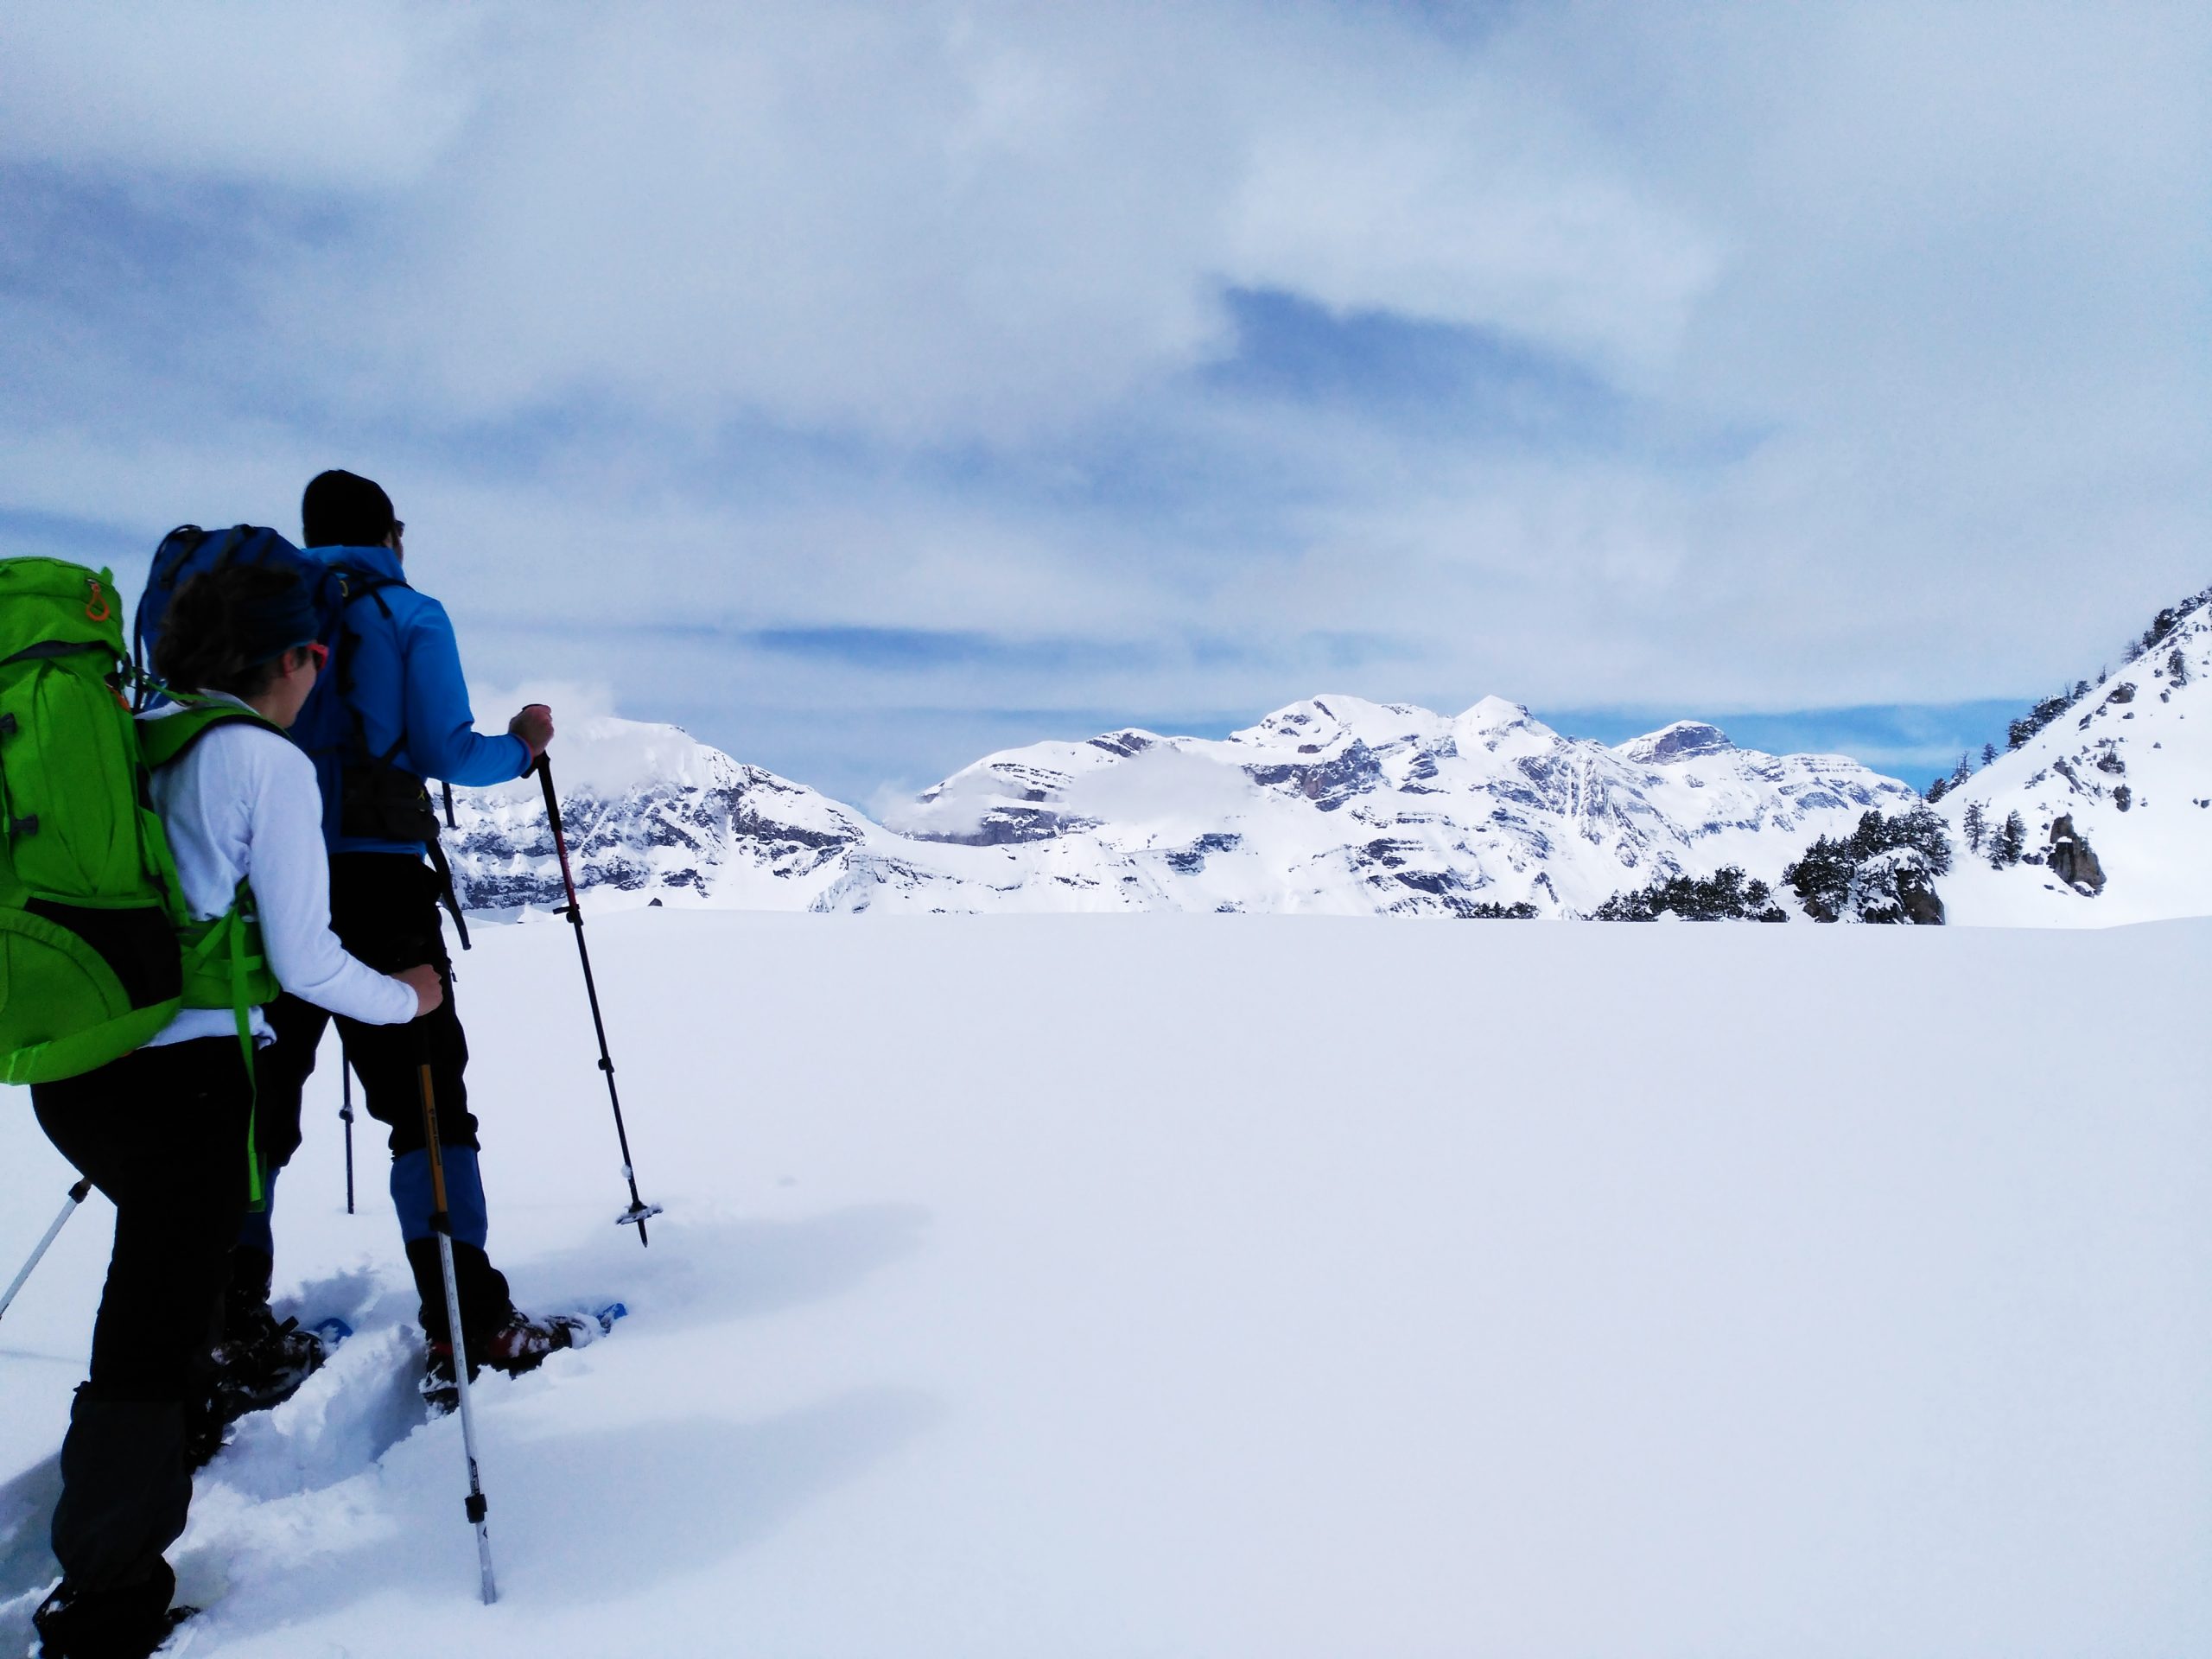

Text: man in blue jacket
xmin=236 ymin=470 xmax=576 ymax=1399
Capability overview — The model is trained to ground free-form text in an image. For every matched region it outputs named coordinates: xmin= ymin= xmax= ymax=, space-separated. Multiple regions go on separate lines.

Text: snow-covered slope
xmin=1939 ymin=587 xmax=2212 ymax=925
xmin=6 ymin=915 xmax=2210 ymax=1655
xmin=450 ymin=699 xmax=1918 ymax=918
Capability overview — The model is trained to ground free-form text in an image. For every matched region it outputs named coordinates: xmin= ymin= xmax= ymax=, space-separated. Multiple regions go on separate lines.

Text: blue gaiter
xmin=390 ymin=1145 xmax=489 ymax=1249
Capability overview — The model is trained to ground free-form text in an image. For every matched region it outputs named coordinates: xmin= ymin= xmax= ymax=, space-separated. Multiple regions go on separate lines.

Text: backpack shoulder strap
xmin=138 ymin=699 xmax=289 ymax=773
xmin=329 ymin=563 xmax=411 ymax=616
xmin=325 ymin=565 xmax=413 ymax=754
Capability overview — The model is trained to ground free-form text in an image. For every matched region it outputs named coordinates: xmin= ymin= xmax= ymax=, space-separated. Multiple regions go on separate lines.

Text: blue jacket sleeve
xmin=402 ymin=600 xmax=533 ymax=785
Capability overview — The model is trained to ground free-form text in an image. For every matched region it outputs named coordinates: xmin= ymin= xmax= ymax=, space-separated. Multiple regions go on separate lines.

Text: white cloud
xmin=1 ymin=0 xmax=2206 ymax=794
xmin=8 ymin=1 xmax=1714 ymax=439
xmin=0 ymin=2 xmax=477 ymax=188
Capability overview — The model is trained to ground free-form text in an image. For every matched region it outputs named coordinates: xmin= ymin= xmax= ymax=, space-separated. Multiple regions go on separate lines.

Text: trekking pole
xmin=340 ymin=1064 xmax=357 ymax=1216
xmin=416 ymin=1055 xmax=497 ymax=1605
xmin=0 ymin=1179 xmax=92 ymax=1326
xmin=535 ymin=754 xmax=661 ymax=1245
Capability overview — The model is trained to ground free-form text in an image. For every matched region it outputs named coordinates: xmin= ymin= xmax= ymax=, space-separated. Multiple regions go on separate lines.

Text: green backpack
xmin=0 ymin=558 xmax=282 ymax=1135
xmin=0 ymin=557 xmax=188 ymax=1084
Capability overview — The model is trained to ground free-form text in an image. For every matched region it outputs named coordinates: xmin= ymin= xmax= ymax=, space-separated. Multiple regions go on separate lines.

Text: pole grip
xmin=536 ymin=755 xmax=584 ymax=912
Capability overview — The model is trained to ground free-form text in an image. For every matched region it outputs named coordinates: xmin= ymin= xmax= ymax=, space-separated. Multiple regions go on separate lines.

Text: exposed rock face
xmin=1617 ymin=721 xmax=1733 ymax=764
xmin=2044 ymin=816 xmax=2106 ymax=894
xmin=1895 ymin=860 xmax=1947 ymax=925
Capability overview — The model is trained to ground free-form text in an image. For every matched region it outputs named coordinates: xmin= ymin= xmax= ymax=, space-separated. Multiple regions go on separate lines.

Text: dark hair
xmin=301 ymin=468 xmax=396 ymax=549
xmin=152 ymin=565 xmax=312 ymax=697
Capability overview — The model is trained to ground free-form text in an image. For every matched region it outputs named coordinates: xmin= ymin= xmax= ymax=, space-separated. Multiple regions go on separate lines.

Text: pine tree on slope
xmin=1991 ymin=810 xmax=2027 ymax=868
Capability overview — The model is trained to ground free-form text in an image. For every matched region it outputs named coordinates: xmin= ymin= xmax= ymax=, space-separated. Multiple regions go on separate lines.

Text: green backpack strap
xmin=138 ymin=695 xmax=289 ymax=771
xmin=148 ymin=698 xmax=291 ymax=1207
xmin=176 ymin=880 xmax=279 ymax=1205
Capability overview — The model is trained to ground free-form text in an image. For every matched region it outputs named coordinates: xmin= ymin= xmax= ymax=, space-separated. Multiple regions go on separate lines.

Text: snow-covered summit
xmin=450 ymin=696 xmax=1918 ymax=918
xmin=447 ymin=714 xmax=879 ymax=912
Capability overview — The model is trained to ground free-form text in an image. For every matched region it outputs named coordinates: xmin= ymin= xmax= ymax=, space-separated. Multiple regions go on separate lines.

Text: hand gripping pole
xmin=0 ymin=1179 xmax=92 ymax=1325
xmin=536 ymin=754 xmax=661 ymax=1244
xmin=418 ymin=1058 xmax=498 ymax=1605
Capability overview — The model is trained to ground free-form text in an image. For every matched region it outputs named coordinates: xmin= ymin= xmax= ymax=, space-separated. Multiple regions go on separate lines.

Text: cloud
xmin=471 ymin=677 xmax=620 ymax=726
xmin=3 ymin=1 xmax=1717 ymax=440
xmin=0 ymin=0 xmax=2205 ymax=803
xmin=0 ymin=3 xmax=477 ymax=189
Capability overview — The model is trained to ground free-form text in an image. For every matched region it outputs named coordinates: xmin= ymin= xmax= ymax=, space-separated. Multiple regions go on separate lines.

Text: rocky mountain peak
xmin=1619 ymin=721 xmax=1736 ymax=765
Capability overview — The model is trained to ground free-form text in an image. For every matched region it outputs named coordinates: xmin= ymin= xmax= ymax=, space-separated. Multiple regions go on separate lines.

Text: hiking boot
xmin=419 ymin=1310 xmax=596 ymax=1413
xmin=33 ymin=1575 xmax=194 ymax=1658
xmin=479 ymin=1309 xmax=596 ymax=1375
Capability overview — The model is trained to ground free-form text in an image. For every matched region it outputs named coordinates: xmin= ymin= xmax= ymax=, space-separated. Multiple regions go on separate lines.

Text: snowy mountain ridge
xmin=446 ymin=695 xmax=1921 ymax=918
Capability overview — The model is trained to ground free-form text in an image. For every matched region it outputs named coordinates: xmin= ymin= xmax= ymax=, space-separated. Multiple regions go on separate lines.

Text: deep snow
xmin=4 ymin=913 xmax=2210 ymax=1656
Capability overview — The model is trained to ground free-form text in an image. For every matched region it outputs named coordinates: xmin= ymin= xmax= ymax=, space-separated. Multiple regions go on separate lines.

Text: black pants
xmin=258 ymin=855 xmax=476 ymax=1165
xmin=257 ymin=853 xmax=512 ymax=1343
xmin=31 ymin=1037 xmax=251 ymax=1601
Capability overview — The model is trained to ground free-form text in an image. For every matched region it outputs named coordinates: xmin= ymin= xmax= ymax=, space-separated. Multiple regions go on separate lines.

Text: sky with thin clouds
xmin=3 ymin=1 xmax=2206 ymax=806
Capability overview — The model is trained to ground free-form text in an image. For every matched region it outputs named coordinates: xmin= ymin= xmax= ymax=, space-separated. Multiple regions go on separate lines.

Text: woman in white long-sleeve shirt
xmin=28 ymin=564 xmax=441 ymax=1659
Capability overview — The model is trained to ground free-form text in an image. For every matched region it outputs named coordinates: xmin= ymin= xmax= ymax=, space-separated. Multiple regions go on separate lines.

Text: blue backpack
xmin=138 ymin=527 xmax=348 ymax=813
xmin=133 ymin=525 xmax=353 ymax=713
xmin=132 ymin=526 xmax=471 ymax=942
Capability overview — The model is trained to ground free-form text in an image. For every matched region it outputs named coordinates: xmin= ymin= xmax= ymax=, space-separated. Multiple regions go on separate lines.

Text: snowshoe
xmin=207 ymin=1309 xmax=347 ymax=1422
xmin=419 ymin=1342 xmax=458 ymax=1416
xmin=189 ymin=1311 xmax=350 ymax=1466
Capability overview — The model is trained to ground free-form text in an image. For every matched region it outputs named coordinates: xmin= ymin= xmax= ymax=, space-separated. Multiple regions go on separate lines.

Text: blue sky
xmin=3 ymin=2 xmax=2206 ymax=809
